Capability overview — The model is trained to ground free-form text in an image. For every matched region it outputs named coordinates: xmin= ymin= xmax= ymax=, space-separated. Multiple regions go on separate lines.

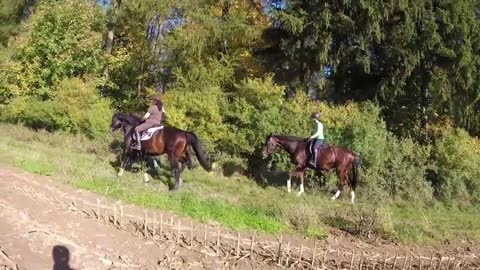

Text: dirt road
xmin=0 ymin=167 xmax=478 ymax=270
xmin=0 ymin=168 xmax=269 ymax=269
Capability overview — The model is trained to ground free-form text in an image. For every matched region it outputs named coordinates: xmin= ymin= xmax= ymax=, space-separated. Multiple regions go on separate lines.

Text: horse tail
xmin=186 ymin=132 xmax=212 ymax=171
xmin=351 ymin=153 xmax=362 ymax=190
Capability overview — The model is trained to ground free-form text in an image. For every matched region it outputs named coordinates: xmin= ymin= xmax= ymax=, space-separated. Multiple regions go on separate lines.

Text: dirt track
xmin=0 ymin=167 xmax=479 ymax=270
xmin=0 ymin=167 xmax=271 ymax=270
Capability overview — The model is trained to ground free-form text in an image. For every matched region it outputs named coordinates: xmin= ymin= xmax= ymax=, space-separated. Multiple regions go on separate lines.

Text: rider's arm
xmin=161 ymin=106 xmax=166 ymax=121
xmin=141 ymin=112 xmax=151 ymax=121
xmin=310 ymin=121 xmax=323 ymax=139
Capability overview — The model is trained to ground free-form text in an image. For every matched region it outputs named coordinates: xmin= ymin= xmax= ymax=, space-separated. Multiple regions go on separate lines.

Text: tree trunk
xmin=101 ymin=0 xmax=119 ymax=95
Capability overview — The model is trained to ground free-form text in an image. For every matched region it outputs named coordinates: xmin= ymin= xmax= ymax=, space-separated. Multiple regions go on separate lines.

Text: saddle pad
xmin=140 ymin=126 xmax=164 ymax=141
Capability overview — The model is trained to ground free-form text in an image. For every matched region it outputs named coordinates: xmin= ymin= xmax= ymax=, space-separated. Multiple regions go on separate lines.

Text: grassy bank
xmin=0 ymin=124 xmax=479 ymax=245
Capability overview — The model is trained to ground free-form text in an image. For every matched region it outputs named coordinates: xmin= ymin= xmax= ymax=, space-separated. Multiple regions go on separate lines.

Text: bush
xmin=164 ymin=85 xmax=230 ymax=155
xmin=1 ymin=77 xmax=112 ymax=140
xmin=430 ymin=124 xmax=480 ymax=205
xmin=1 ymin=97 xmax=69 ymax=131
xmin=382 ymin=138 xmax=433 ymax=202
xmin=0 ymin=0 xmax=105 ymax=102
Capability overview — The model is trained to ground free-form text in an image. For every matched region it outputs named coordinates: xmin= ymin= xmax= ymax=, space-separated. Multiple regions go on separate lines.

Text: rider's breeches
xmin=134 ymin=120 xmax=157 ymax=133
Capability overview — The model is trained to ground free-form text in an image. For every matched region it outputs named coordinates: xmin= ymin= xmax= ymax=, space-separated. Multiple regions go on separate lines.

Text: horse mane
xmin=271 ymin=134 xmax=304 ymax=141
xmin=114 ymin=112 xmax=141 ymax=125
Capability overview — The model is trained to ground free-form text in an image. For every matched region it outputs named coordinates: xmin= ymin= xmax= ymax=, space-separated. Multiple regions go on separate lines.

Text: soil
xmin=0 ymin=167 xmax=478 ymax=270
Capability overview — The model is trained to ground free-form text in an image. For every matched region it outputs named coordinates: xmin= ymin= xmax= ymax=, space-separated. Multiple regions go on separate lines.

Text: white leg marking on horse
xmin=117 ymin=168 xmax=124 ymax=177
xmin=332 ymin=190 xmax=341 ymax=200
xmin=297 ymin=184 xmax=304 ymax=196
xmin=143 ymin=173 xmax=150 ymax=183
xmin=351 ymin=191 xmax=355 ymax=204
xmin=287 ymin=179 xmax=292 ymax=193
xmin=179 ymin=178 xmax=183 ymax=185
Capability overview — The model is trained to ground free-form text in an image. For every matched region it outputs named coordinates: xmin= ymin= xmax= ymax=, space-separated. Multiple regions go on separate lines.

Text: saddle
xmin=139 ymin=126 xmax=164 ymax=141
xmin=131 ymin=126 xmax=164 ymax=149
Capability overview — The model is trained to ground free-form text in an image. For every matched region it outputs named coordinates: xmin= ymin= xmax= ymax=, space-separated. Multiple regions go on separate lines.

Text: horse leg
xmin=176 ymin=152 xmax=190 ymax=185
xmin=168 ymin=153 xmax=181 ymax=190
xmin=149 ymin=155 xmax=160 ymax=170
xmin=348 ymin=167 xmax=356 ymax=204
xmin=296 ymin=169 xmax=306 ymax=197
xmin=287 ymin=171 xmax=293 ymax=193
xmin=185 ymin=149 xmax=194 ymax=170
xmin=119 ymin=134 xmax=134 ymax=176
xmin=118 ymin=146 xmax=129 ymax=177
xmin=139 ymin=151 xmax=149 ymax=184
xmin=332 ymin=168 xmax=348 ymax=200
xmin=178 ymin=161 xmax=188 ymax=185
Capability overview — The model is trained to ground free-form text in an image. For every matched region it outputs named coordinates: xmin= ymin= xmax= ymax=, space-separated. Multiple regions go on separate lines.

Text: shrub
xmin=1 ymin=77 xmax=112 ymax=140
xmin=382 ymin=137 xmax=433 ymax=202
xmin=0 ymin=0 xmax=105 ymax=102
xmin=163 ymin=85 xmax=230 ymax=155
xmin=430 ymin=124 xmax=480 ymax=205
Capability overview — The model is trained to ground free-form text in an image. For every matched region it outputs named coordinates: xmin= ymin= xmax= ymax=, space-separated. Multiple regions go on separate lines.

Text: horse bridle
xmin=262 ymin=137 xmax=279 ymax=158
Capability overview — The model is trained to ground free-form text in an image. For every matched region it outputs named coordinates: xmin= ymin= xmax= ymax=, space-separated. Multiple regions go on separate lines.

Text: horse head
xmin=262 ymin=135 xmax=279 ymax=159
xmin=110 ymin=112 xmax=142 ymax=135
xmin=110 ymin=112 xmax=124 ymax=134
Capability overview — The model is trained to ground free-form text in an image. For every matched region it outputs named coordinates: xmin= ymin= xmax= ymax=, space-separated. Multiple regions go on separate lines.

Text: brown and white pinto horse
xmin=262 ymin=135 xmax=361 ymax=203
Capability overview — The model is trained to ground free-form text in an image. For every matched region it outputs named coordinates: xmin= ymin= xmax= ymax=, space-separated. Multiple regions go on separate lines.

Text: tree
xmin=0 ymin=0 xmax=36 ymax=46
xmin=0 ymin=0 xmax=105 ymax=102
xmin=260 ymin=0 xmax=480 ymax=137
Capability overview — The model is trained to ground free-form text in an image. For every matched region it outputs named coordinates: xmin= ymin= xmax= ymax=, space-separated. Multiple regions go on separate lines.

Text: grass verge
xmin=0 ymin=124 xmax=479 ymax=245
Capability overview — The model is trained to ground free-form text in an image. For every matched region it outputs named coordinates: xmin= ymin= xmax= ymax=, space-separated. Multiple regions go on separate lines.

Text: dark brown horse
xmin=110 ymin=112 xmax=212 ymax=190
xmin=262 ymin=135 xmax=361 ymax=203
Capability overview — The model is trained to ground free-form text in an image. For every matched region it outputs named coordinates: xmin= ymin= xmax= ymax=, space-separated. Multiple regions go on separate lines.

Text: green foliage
xmin=225 ymin=76 xmax=288 ymax=155
xmin=0 ymin=0 xmax=110 ymax=139
xmin=1 ymin=77 xmax=112 ymax=139
xmin=0 ymin=0 xmax=33 ymax=46
xmin=101 ymin=0 xmax=169 ymax=111
xmin=264 ymin=0 xmax=480 ymax=137
xmin=430 ymin=126 xmax=480 ymax=205
xmin=165 ymin=85 xmax=230 ymax=154
xmin=17 ymin=158 xmax=53 ymax=176
xmin=382 ymin=138 xmax=433 ymax=202
xmin=0 ymin=0 xmax=105 ymax=102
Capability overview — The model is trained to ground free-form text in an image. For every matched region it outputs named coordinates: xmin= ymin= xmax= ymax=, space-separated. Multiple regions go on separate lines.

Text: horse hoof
xmin=296 ymin=192 xmax=302 ymax=197
xmin=117 ymin=168 xmax=124 ymax=177
xmin=287 ymin=189 xmax=292 ymax=193
xmin=143 ymin=173 xmax=150 ymax=183
xmin=331 ymin=196 xmax=336 ymax=200
xmin=172 ymin=185 xmax=180 ymax=191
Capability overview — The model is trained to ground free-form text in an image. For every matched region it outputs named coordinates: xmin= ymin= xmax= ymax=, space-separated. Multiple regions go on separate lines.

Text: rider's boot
xmin=309 ymin=149 xmax=317 ymax=167
xmin=132 ymin=130 xmax=142 ymax=151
